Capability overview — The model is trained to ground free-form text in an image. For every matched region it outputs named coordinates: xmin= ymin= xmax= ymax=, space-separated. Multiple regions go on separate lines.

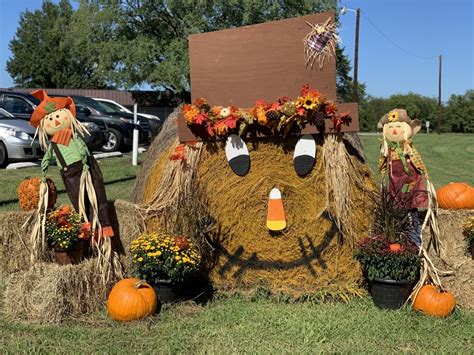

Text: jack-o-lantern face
xmin=383 ymin=121 xmax=412 ymax=143
xmin=42 ymin=108 xmax=72 ymax=136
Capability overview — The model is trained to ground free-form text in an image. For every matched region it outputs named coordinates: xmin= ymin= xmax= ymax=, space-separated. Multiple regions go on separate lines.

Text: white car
xmin=93 ymin=98 xmax=162 ymax=137
xmin=0 ymin=108 xmax=42 ymax=168
xmin=92 ymin=98 xmax=160 ymax=121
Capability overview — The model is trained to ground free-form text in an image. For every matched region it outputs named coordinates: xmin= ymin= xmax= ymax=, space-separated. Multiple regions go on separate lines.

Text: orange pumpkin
xmin=389 ymin=243 xmax=401 ymax=252
xmin=107 ymin=278 xmax=157 ymax=322
xmin=413 ymin=284 xmax=456 ymax=318
xmin=17 ymin=177 xmax=57 ymax=211
xmin=174 ymin=236 xmax=190 ymax=251
xmin=436 ymin=182 xmax=474 ymax=209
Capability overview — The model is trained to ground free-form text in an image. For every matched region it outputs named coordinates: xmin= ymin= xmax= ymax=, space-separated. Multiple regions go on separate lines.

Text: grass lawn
xmin=0 ymin=290 xmax=473 ymax=353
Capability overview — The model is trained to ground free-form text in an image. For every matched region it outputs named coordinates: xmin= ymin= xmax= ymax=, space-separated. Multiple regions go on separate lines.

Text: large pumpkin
xmin=17 ymin=177 xmax=57 ymax=211
xmin=413 ymin=284 xmax=456 ymax=318
xmin=436 ymin=182 xmax=474 ymax=209
xmin=107 ymin=278 xmax=157 ymax=322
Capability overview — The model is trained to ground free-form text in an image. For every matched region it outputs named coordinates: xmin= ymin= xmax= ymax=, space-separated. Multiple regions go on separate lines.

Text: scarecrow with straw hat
xmin=378 ymin=108 xmax=447 ymax=298
xmin=28 ymin=90 xmax=120 ymax=278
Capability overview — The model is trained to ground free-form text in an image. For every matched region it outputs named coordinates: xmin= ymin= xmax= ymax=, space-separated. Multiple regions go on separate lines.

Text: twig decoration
xmin=303 ymin=18 xmax=339 ymax=70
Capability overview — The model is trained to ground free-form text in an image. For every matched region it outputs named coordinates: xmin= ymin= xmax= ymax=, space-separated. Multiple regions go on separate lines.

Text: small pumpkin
xmin=174 ymin=235 xmax=190 ymax=251
xmin=17 ymin=177 xmax=57 ymax=211
xmin=389 ymin=243 xmax=401 ymax=252
xmin=413 ymin=284 xmax=456 ymax=318
xmin=107 ymin=278 xmax=157 ymax=322
xmin=436 ymin=182 xmax=474 ymax=209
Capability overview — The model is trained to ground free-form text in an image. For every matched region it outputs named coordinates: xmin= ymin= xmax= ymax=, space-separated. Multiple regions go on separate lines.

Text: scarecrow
xmin=377 ymin=109 xmax=431 ymax=246
xmin=29 ymin=90 xmax=119 ymax=277
xmin=29 ymin=89 xmax=113 ymax=237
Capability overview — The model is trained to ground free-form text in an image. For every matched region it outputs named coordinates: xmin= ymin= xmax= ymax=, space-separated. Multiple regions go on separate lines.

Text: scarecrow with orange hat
xmin=29 ymin=90 xmax=119 ymax=276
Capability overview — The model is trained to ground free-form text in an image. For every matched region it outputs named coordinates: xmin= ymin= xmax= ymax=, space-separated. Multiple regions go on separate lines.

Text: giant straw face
xmin=139 ymin=124 xmax=375 ymax=297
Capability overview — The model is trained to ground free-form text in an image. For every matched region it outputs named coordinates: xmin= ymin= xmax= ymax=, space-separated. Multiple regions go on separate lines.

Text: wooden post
xmin=353 ymin=8 xmax=361 ymax=103
xmin=437 ymin=55 xmax=442 ymax=134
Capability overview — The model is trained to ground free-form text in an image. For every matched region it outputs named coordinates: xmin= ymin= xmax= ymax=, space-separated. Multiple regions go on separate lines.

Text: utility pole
xmin=353 ymin=8 xmax=361 ymax=103
xmin=437 ymin=54 xmax=442 ymax=134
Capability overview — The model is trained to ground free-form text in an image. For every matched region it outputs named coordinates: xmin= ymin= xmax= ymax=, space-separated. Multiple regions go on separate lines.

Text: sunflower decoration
xmin=303 ymin=18 xmax=339 ymax=70
xmin=388 ymin=110 xmax=399 ymax=122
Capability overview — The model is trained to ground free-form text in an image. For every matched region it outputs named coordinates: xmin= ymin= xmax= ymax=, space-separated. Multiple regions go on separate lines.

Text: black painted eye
xmin=49 ymin=117 xmax=53 ymax=121
xmin=56 ymin=115 xmax=60 ymax=118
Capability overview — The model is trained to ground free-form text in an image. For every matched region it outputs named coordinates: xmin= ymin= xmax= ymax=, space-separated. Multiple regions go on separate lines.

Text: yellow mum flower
xmin=138 ymin=257 xmax=144 ymax=262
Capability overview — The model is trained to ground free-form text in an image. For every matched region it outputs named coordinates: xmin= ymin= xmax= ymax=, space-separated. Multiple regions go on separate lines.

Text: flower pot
xmin=53 ymin=240 xmax=83 ymax=265
xmin=151 ymin=276 xmax=213 ymax=306
xmin=370 ymin=277 xmax=413 ymax=309
xmin=151 ymin=280 xmax=183 ymax=304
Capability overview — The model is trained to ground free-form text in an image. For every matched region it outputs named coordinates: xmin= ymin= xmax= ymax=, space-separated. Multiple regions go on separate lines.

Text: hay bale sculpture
xmin=132 ymin=13 xmax=377 ymax=298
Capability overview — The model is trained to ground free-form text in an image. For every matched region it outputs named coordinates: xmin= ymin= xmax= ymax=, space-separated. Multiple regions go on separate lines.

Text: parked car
xmin=0 ymin=108 xmax=42 ymax=168
xmin=0 ymin=91 xmax=108 ymax=152
xmin=93 ymin=98 xmax=162 ymax=137
xmin=52 ymin=95 xmax=152 ymax=152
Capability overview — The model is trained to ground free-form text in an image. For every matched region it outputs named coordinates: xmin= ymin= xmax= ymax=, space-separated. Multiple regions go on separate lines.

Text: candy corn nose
xmin=392 ymin=129 xmax=398 ymax=135
xmin=267 ymin=188 xmax=286 ymax=231
xmin=54 ymin=119 xmax=61 ymax=127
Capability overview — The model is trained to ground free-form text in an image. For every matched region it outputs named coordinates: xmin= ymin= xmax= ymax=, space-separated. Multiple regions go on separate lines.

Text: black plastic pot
xmin=370 ymin=277 xmax=413 ymax=309
xmin=151 ymin=277 xmax=214 ymax=306
xmin=152 ymin=280 xmax=182 ymax=304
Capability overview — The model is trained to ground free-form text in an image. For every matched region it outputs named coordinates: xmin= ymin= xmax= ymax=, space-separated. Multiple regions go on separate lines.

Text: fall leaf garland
xmin=183 ymin=84 xmax=351 ymax=139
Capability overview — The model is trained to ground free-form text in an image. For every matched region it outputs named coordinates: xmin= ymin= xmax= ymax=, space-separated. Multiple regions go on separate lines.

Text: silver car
xmin=0 ymin=108 xmax=42 ymax=168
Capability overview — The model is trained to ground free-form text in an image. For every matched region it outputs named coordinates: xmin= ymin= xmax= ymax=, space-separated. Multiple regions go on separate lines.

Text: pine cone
xmin=201 ymin=103 xmax=211 ymax=112
xmin=266 ymin=110 xmax=281 ymax=123
xmin=311 ymin=110 xmax=326 ymax=126
xmin=281 ymin=102 xmax=296 ymax=116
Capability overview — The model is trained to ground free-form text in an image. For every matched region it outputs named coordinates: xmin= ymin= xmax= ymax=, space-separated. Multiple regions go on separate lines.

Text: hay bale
xmin=136 ymin=124 xmax=377 ymax=297
xmin=0 ymin=200 xmax=142 ymax=281
xmin=0 ymin=210 xmax=34 ymax=280
xmin=4 ymin=258 xmax=116 ymax=324
xmin=427 ymin=209 xmax=474 ymax=309
xmin=110 ymin=199 xmax=143 ymax=275
xmin=132 ymin=109 xmax=180 ymax=203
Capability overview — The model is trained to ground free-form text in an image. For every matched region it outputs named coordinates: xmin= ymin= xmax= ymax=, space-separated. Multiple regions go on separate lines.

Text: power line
xmin=361 ymin=12 xmax=438 ymax=61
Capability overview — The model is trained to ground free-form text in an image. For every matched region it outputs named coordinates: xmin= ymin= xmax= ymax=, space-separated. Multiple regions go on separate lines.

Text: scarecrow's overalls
xmin=379 ymin=140 xmax=428 ymax=246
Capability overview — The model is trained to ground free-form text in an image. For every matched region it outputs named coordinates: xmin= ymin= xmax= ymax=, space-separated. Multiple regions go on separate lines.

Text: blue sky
xmin=0 ymin=0 xmax=472 ymax=101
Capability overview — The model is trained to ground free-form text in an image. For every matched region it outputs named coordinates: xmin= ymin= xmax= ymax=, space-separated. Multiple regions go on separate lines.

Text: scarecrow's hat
xmin=29 ymin=89 xmax=76 ymax=128
xmin=377 ymin=109 xmax=413 ymax=130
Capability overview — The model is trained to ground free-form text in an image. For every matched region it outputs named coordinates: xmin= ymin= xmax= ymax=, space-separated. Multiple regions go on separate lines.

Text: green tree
xmin=106 ymin=0 xmax=357 ymax=98
xmin=6 ymin=0 xmax=118 ymax=88
xmin=359 ymin=93 xmax=438 ymax=132
xmin=445 ymin=90 xmax=474 ymax=133
xmin=7 ymin=0 xmax=359 ymax=99
xmin=7 ymin=0 xmax=74 ymax=87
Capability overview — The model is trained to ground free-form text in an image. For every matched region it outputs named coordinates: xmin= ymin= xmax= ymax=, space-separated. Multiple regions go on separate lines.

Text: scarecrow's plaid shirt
xmin=379 ymin=141 xmax=429 ymax=179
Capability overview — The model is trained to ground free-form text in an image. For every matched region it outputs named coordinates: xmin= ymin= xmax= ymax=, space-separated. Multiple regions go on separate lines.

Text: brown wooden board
xmin=178 ymin=12 xmax=359 ymax=142
xmin=177 ymin=102 xmax=359 ymax=143
xmin=189 ymin=12 xmax=337 ymax=106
